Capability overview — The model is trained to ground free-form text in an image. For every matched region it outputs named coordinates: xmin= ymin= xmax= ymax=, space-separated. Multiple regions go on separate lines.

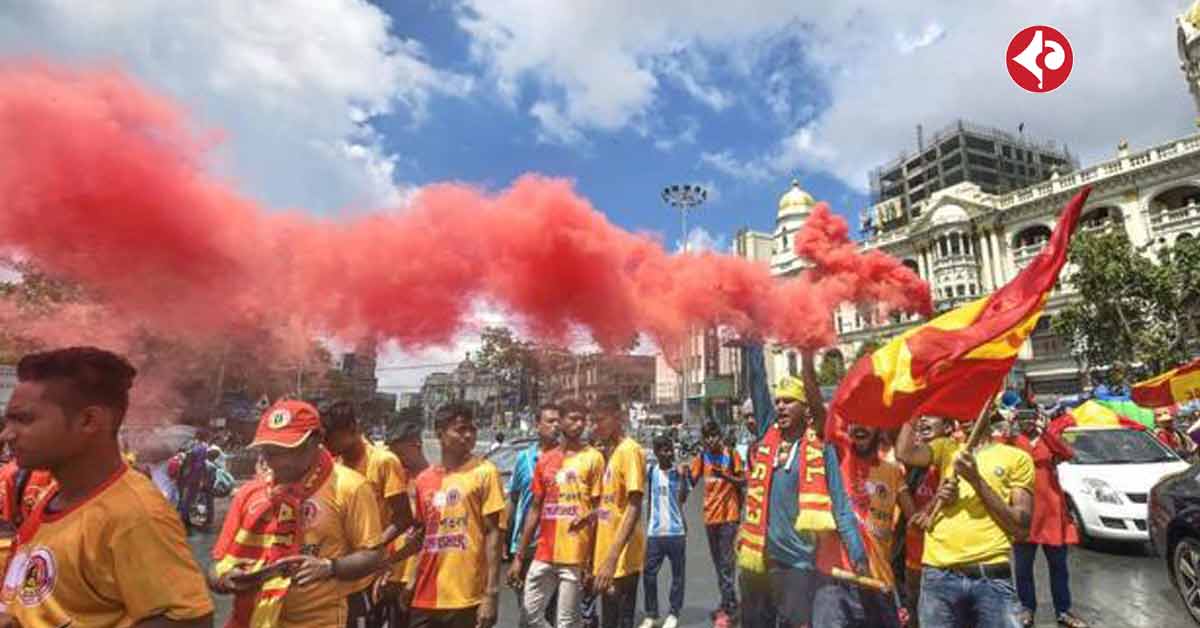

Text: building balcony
xmin=1012 ymin=243 xmax=1046 ymax=269
xmin=932 ymin=253 xmax=978 ymax=270
xmin=1149 ymin=200 xmax=1200 ymax=232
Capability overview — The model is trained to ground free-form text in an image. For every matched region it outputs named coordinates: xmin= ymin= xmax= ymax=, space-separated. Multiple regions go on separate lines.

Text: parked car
xmin=482 ymin=436 xmax=538 ymax=485
xmin=1058 ymin=426 xmax=1189 ymax=543
xmin=1149 ymin=463 xmax=1200 ymax=624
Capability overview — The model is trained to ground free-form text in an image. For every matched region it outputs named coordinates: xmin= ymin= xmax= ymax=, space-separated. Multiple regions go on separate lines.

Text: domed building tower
xmin=1179 ymin=1 xmax=1200 ymax=116
xmin=772 ymin=178 xmax=817 ymax=278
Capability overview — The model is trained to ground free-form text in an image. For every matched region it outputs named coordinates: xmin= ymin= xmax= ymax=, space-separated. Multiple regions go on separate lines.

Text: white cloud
xmin=0 ymin=0 xmax=471 ymax=212
xmin=676 ymin=226 xmax=728 ymax=254
xmin=454 ymin=1 xmax=1199 ymax=197
xmin=753 ymin=3 xmax=1198 ymax=192
xmin=653 ymin=116 xmax=700 ymax=152
xmin=896 ymin=23 xmax=946 ymax=54
xmin=453 ymin=1 xmax=806 ymax=144
xmin=700 ymin=150 xmax=772 ymax=182
xmin=530 ymin=100 xmax=587 ymax=146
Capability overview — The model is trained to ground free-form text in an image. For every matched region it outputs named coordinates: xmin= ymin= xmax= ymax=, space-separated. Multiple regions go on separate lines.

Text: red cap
xmin=250 ymin=400 xmax=321 ymax=448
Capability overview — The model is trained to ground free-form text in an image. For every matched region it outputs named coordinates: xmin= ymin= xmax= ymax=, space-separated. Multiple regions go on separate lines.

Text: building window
xmin=788 ymin=352 xmax=798 ymax=376
xmin=950 ymin=234 xmax=961 ymax=255
xmin=939 ymin=238 xmax=949 ymax=257
xmin=956 ymin=284 xmax=966 ymax=297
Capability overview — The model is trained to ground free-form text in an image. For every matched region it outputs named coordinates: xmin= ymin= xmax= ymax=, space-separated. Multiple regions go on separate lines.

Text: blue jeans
xmin=812 ymin=579 xmax=901 ymax=628
xmin=1013 ymin=543 xmax=1072 ymax=616
xmin=644 ymin=536 xmax=686 ymax=617
xmin=918 ymin=566 xmax=1022 ymax=628
xmin=705 ymin=523 xmax=738 ymax=613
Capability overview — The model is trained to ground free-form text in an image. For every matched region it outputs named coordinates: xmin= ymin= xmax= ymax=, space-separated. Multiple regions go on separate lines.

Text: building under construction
xmin=869 ymin=120 xmax=1077 ymax=229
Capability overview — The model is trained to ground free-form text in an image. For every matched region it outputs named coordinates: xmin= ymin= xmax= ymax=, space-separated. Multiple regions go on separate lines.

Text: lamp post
xmin=662 ymin=183 xmax=708 ymax=426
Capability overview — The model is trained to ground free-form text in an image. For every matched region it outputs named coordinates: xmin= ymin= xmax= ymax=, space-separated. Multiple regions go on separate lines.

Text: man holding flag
xmin=829 ymin=187 xmax=1092 ymax=628
xmin=896 ymin=405 xmax=1033 ymax=627
xmin=736 ymin=345 xmax=866 ymax=628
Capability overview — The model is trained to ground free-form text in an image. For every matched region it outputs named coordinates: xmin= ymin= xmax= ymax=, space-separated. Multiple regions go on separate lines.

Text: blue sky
xmin=371 ymin=1 xmax=851 ymax=246
xmin=2 ymin=0 xmax=1199 ymax=387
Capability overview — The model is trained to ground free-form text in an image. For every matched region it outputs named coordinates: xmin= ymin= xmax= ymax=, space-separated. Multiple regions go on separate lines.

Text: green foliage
xmin=474 ymin=326 xmax=540 ymax=408
xmin=817 ymin=352 xmax=846 ymax=386
xmin=1053 ymin=230 xmax=1200 ymax=385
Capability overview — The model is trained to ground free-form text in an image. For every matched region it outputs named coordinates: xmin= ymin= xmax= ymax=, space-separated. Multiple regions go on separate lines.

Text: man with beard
xmin=903 ymin=417 xmax=953 ymax=627
xmin=210 ymin=400 xmax=387 ymax=627
xmin=409 ymin=403 xmax=505 ymax=628
xmin=509 ymin=399 xmax=605 ymax=628
xmin=1 ymin=347 xmax=213 ymax=627
xmin=812 ymin=423 xmax=914 ymax=627
xmin=896 ymin=406 xmax=1034 ymax=628
xmin=736 ymin=348 xmax=866 ymax=628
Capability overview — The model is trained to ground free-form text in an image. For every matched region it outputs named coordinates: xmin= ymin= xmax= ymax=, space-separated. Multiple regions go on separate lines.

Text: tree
xmin=1053 ymin=230 xmax=1200 ymax=386
xmin=817 ymin=352 xmax=846 ymax=386
xmin=473 ymin=326 xmax=540 ymax=410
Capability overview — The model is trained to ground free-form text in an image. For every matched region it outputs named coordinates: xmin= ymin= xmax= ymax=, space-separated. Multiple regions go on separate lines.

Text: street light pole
xmin=661 ymin=183 xmax=708 ymax=427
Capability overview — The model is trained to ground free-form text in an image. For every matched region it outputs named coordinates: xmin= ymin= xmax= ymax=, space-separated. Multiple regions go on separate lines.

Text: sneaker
xmin=663 ymin=615 xmax=679 ymax=628
xmin=638 ymin=618 xmax=658 ymax=628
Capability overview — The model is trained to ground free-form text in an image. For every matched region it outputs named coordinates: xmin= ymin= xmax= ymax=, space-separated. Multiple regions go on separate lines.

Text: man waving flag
xmin=830 ymin=186 xmax=1092 ymax=426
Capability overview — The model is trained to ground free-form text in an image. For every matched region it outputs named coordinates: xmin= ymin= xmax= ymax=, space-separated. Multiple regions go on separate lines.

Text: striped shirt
xmin=645 ymin=464 xmax=688 ymax=538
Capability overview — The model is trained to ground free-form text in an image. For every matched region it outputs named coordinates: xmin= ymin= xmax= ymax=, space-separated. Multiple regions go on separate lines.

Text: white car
xmin=1058 ymin=426 xmax=1190 ymax=542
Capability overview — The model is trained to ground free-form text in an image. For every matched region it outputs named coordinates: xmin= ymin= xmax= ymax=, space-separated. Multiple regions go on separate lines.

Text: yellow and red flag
xmin=830 ymin=187 xmax=1091 ymax=426
xmin=1132 ymin=357 xmax=1200 ymax=408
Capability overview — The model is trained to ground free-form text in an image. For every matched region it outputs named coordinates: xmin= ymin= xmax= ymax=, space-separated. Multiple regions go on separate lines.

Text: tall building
xmin=541 ymin=349 xmax=654 ymax=407
xmin=867 ymin=121 xmax=1077 ymax=234
xmin=817 ymin=3 xmax=1200 ymax=396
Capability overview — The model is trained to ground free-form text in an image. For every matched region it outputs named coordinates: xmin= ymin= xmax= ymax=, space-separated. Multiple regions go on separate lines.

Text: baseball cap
xmin=250 ymin=400 xmax=322 ymax=448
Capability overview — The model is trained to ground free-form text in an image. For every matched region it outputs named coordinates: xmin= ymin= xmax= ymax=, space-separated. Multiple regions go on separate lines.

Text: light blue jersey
xmin=646 ymin=464 xmax=688 ymax=538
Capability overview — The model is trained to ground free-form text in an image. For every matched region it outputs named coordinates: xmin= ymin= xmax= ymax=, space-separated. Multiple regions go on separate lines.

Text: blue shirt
xmin=507 ymin=443 xmax=540 ymax=555
xmin=765 ymin=441 xmax=866 ymax=570
xmin=646 ymin=464 xmax=688 ymax=537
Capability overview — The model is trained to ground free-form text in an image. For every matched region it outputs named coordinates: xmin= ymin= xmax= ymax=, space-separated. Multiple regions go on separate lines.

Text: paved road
xmin=188 ymin=469 xmax=1194 ymax=627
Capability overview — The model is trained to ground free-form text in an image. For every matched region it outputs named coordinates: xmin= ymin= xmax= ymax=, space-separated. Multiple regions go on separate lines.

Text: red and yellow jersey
xmin=593 ymin=437 xmax=647 ymax=578
xmin=532 ymin=447 xmax=605 ymax=566
xmin=411 ymin=458 xmax=505 ymax=610
xmin=0 ymin=462 xmax=56 ymax=567
xmin=689 ymin=448 xmax=744 ymax=525
xmin=906 ymin=465 xmax=940 ymax=571
xmin=215 ymin=463 xmax=383 ymax=627
xmin=853 ymin=458 xmax=905 ymax=588
xmin=341 ymin=438 xmax=409 ymax=584
xmin=1 ymin=465 xmax=212 ymax=627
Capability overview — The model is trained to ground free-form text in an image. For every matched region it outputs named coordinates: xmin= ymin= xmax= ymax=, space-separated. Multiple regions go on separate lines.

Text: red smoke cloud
xmin=0 ymin=60 xmax=930 ymax=407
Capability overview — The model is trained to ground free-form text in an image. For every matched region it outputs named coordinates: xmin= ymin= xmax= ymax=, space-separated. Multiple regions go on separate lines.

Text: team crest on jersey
xmin=445 ymin=488 xmax=462 ymax=507
xmin=301 ymin=499 xmax=321 ymax=527
xmin=12 ymin=546 xmax=55 ymax=607
xmin=268 ymin=408 xmax=292 ymax=429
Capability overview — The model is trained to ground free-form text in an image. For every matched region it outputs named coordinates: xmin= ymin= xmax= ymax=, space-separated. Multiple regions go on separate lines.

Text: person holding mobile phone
xmin=209 ymin=400 xmax=387 ymax=627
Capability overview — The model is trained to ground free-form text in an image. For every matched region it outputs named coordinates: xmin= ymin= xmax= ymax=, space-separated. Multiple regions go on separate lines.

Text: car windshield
xmin=1062 ymin=429 xmax=1179 ymax=465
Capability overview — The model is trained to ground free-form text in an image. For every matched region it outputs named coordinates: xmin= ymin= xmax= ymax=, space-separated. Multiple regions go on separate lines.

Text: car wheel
xmin=1174 ymin=537 xmax=1200 ymax=625
xmin=1067 ymin=499 xmax=1091 ymax=547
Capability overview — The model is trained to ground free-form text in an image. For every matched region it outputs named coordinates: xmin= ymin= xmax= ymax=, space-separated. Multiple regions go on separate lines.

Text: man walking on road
xmin=509 ymin=399 xmax=605 ymax=628
xmin=211 ymin=400 xmax=387 ymax=627
xmin=639 ymin=436 xmax=689 ymax=628
xmin=591 ymin=396 xmax=646 ymax=628
xmin=689 ymin=420 xmax=743 ymax=627
xmin=508 ymin=404 xmax=563 ymax=626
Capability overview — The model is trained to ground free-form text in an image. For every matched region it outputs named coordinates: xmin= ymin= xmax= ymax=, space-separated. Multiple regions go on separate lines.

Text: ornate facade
xmin=752 ymin=4 xmax=1200 ymax=396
